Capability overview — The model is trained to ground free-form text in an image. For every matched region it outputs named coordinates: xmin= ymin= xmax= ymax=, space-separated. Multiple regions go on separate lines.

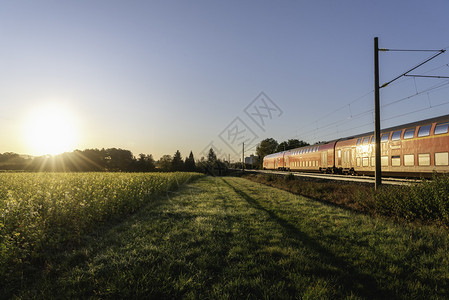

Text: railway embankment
xmin=241 ymin=172 xmax=449 ymax=227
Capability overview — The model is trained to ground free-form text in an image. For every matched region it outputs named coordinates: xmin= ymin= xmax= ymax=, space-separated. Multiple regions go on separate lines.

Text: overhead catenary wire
xmin=271 ymin=45 xmax=449 ymax=152
xmin=294 ymin=79 xmax=449 ymax=142
xmin=381 ymin=49 xmax=446 ymax=88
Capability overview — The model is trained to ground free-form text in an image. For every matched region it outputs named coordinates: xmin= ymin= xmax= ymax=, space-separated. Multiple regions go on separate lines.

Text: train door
xmin=321 ymin=152 xmax=328 ymax=168
xmin=336 ymin=150 xmax=342 ymax=167
xmin=342 ymin=148 xmax=351 ymax=169
xmin=351 ymin=148 xmax=356 ymax=167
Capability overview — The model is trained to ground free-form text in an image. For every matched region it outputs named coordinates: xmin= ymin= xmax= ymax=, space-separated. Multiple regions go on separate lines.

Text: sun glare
xmin=23 ymin=103 xmax=80 ymax=156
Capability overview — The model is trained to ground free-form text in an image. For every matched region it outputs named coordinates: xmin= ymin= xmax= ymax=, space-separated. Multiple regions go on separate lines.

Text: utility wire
xmin=294 ymin=80 xmax=449 ymax=142
xmin=276 ymin=46 xmax=449 ymax=147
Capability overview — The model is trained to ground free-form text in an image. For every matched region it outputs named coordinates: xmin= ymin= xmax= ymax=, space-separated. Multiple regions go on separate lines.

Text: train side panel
xmin=350 ymin=119 xmax=449 ymax=176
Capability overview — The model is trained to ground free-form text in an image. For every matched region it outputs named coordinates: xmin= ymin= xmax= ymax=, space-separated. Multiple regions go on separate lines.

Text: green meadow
xmin=4 ymin=175 xmax=449 ymax=298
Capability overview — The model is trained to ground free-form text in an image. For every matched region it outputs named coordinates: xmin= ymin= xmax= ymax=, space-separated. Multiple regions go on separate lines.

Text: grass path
xmin=16 ymin=176 xmax=449 ymax=299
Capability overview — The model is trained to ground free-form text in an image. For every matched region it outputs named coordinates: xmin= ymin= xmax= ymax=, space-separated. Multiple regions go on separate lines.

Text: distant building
xmin=245 ymin=154 xmax=256 ymax=165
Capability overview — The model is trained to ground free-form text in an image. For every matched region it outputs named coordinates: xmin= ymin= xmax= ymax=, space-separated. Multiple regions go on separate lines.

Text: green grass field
xmin=8 ymin=176 xmax=449 ymax=299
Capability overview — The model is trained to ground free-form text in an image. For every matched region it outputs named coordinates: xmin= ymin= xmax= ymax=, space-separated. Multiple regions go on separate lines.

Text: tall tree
xmin=207 ymin=148 xmax=217 ymax=164
xmin=184 ymin=151 xmax=196 ymax=172
xmin=171 ymin=150 xmax=184 ymax=171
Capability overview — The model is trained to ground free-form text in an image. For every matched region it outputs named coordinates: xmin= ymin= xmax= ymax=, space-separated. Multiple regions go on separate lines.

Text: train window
xmin=418 ymin=125 xmax=431 ymax=137
xmin=381 ymin=156 xmax=388 ymax=166
xmin=391 ymin=130 xmax=402 ymax=141
xmin=391 ymin=156 xmax=401 ymax=167
xmin=371 ymin=156 xmax=375 ymax=166
xmin=435 ymin=152 xmax=449 ymax=166
xmin=418 ymin=153 xmax=430 ymax=166
xmin=403 ymin=128 xmax=415 ymax=139
xmin=362 ymin=157 xmax=369 ymax=167
xmin=434 ymin=122 xmax=449 ymax=135
xmin=356 ymin=157 xmax=361 ymax=167
xmin=404 ymin=154 xmax=414 ymax=166
xmin=357 ymin=138 xmax=362 ymax=145
xmin=381 ymin=133 xmax=389 ymax=142
xmin=362 ymin=137 xmax=370 ymax=145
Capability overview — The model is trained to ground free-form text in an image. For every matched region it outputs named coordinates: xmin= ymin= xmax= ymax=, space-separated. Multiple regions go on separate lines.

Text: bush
xmin=375 ymin=174 xmax=449 ymax=224
xmin=244 ymin=173 xmax=449 ymax=226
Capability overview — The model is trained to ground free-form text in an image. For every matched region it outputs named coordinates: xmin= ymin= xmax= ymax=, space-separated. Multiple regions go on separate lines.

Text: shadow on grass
xmin=221 ymin=178 xmax=395 ymax=299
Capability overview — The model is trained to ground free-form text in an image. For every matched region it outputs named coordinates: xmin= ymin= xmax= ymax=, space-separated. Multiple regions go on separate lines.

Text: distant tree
xmin=256 ymin=138 xmax=278 ymax=158
xmin=158 ymin=154 xmax=172 ymax=171
xmin=184 ymin=151 xmax=196 ymax=172
xmin=276 ymin=141 xmax=288 ymax=152
xmin=0 ymin=152 xmax=29 ymax=170
xmin=136 ymin=153 xmax=155 ymax=171
xmin=75 ymin=149 xmax=107 ymax=171
xmin=105 ymin=148 xmax=134 ymax=171
xmin=171 ymin=150 xmax=184 ymax=171
xmin=207 ymin=148 xmax=217 ymax=164
xmin=276 ymin=139 xmax=309 ymax=152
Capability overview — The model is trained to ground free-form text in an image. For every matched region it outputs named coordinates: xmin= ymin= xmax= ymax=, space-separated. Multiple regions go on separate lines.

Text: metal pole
xmin=242 ymin=142 xmax=245 ymax=171
xmin=374 ymin=37 xmax=382 ymax=189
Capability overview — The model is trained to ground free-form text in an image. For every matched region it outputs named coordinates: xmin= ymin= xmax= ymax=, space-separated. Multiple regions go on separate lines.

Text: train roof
xmin=263 ymin=114 xmax=449 ymax=159
xmin=334 ymin=113 xmax=449 ymax=142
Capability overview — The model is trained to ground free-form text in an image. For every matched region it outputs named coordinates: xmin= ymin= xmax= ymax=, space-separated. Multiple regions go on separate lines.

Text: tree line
xmin=0 ymin=137 xmax=310 ymax=172
xmin=0 ymin=148 xmax=197 ymax=172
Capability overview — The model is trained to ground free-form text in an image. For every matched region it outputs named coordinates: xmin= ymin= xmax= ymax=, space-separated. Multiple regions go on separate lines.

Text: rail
xmin=241 ymin=169 xmax=422 ymax=186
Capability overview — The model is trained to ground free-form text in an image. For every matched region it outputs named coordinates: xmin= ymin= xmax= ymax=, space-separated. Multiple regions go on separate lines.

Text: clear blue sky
xmin=1 ymin=0 xmax=448 ymax=161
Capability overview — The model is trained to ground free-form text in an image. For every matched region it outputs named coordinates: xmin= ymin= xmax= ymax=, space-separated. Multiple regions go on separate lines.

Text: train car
xmin=263 ymin=142 xmax=338 ymax=173
xmin=263 ymin=151 xmax=287 ymax=170
xmin=287 ymin=143 xmax=330 ymax=172
xmin=263 ymin=114 xmax=449 ymax=177
xmin=344 ymin=115 xmax=449 ymax=177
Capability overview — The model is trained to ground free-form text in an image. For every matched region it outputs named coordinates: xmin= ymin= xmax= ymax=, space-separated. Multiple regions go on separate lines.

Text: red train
xmin=263 ymin=114 xmax=449 ymax=177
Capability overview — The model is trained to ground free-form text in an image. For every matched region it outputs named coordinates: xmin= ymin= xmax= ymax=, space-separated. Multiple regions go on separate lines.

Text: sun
xmin=23 ymin=103 xmax=80 ymax=156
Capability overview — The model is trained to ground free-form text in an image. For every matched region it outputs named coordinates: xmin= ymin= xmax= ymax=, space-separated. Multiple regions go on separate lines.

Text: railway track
xmin=242 ymin=169 xmax=422 ymax=186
